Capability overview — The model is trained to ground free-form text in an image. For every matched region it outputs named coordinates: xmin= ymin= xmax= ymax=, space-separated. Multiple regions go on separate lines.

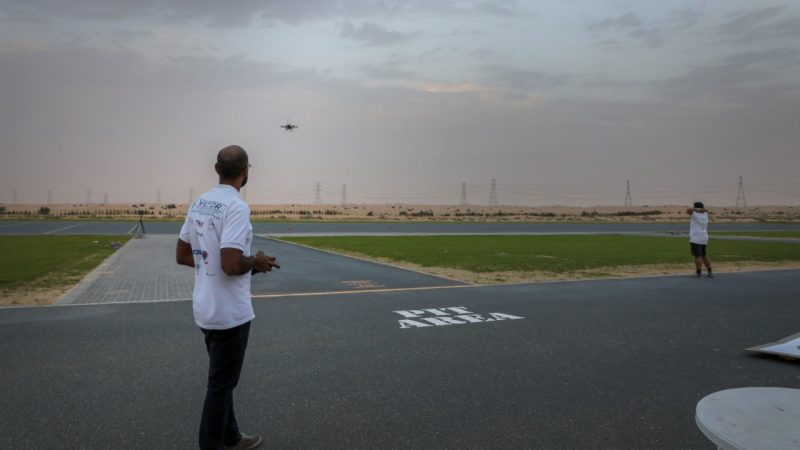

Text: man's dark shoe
xmin=706 ymin=273 xmax=714 ymax=278
xmin=225 ymin=433 xmax=262 ymax=450
xmin=694 ymin=273 xmax=703 ymax=278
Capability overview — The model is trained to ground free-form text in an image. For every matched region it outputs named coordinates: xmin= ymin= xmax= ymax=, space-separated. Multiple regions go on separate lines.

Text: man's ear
xmin=214 ymin=163 xmax=221 ymax=176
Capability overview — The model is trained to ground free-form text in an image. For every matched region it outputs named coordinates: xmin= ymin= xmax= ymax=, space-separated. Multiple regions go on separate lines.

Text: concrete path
xmin=57 ymin=235 xmax=194 ymax=304
xmin=1 ymin=270 xmax=799 ymax=449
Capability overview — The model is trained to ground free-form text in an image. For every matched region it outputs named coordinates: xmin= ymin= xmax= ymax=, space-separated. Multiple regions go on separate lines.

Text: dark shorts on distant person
xmin=690 ymin=242 xmax=707 ymax=257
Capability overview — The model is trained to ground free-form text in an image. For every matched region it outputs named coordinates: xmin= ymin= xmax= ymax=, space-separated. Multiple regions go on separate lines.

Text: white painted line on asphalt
xmin=44 ymin=223 xmax=84 ymax=234
xmin=127 ymin=223 xmax=138 ymax=234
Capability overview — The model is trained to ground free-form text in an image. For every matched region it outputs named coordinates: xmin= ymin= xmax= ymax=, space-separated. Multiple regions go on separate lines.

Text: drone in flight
xmin=280 ymin=120 xmax=299 ymax=131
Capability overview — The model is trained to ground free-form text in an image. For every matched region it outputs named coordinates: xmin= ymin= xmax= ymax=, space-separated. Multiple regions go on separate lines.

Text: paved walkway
xmin=57 ymin=235 xmax=193 ymax=304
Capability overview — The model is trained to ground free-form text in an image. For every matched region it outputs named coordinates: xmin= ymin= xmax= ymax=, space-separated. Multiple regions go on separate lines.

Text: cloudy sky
xmin=1 ymin=0 xmax=798 ymax=206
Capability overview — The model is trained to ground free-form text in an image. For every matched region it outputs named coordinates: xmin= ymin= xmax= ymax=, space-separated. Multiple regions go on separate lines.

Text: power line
xmin=341 ymin=184 xmax=347 ymax=207
xmin=736 ymin=176 xmax=747 ymax=208
xmin=47 ymin=190 xmax=52 ymax=205
xmin=624 ymin=180 xmax=632 ymax=207
xmin=156 ymin=188 xmax=161 ymax=205
xmin=314 ymin=182 xmax=322 ymax=205
xmin=489 ymin=179 xmax=498 ymax=206
xmin=460 ymin=182 xmax=467 ymax=206
xmin=12 ymin=190 xmax=17 ymax=204
xmin=85 ymin=188 xmax=92 ymax=205
xmin=750 ymin=187 xmax=800 ymax=196
xmin=103 ymin=193 xmax=108 ymax=205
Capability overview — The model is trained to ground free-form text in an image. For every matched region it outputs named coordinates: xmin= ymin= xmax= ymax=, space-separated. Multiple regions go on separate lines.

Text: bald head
xmin=215 ymin=145 xmax=249 ymax=180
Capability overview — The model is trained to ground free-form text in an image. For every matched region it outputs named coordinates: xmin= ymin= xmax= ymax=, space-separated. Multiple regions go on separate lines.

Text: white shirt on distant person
xmin=689 ymin=211 xmax=709 ymax=245
xmin=179 ymin=184 xmax=254 ymax=329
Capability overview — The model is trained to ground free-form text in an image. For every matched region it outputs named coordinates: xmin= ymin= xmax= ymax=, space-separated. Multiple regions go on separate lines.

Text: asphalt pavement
xmin=2 ymin=270 xmax=799 ymax=449
xmin=3 ymin=218 xmax=799 ymax=449
xmin=250 ymin=238 xmax=462 ymax=295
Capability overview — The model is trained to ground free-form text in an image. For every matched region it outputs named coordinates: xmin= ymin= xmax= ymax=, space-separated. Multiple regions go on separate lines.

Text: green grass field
xmin=711 ymin=231 xmax=800 ymax=238
xmin=0 ymin=235 xmax=131 ymax=289
xmin=283 ymin=235 xmax=800 ymax=273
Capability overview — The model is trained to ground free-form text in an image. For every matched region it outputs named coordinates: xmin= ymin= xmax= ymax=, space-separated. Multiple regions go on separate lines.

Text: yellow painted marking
xmin=14 ymin=284 xmax=478 ymax=309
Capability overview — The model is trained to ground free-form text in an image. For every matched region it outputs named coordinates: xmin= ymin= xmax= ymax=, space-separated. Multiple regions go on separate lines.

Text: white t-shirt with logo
xmin=179 ymin=184 xmax=254 ymax=330
xmin=689 ymin=211 xmax=709 ymax=245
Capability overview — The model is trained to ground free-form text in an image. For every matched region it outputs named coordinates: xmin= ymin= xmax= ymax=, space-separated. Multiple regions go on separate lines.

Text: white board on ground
xmin=747 ymin=332 xmax=800 ymax=359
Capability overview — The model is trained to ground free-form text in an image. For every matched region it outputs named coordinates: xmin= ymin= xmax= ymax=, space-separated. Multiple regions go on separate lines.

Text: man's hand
xmin=221 ymin=248 xmax=280 ymax=275
xmin=251 ymin=251 xmax=280 ymax=274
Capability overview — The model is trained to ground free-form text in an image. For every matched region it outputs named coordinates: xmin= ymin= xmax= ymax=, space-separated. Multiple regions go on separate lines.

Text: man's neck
xmin=218 ymin=179 xmax=241 ymax=191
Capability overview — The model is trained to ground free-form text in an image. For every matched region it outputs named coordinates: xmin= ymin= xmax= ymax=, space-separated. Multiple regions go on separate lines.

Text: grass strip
xmin=711 ymin=231 xmax=800 ymax=238
xmin=0 ymin=235 xmax=131 ymax=289
xmin=283 ymin=235 xmax=800 ymax=273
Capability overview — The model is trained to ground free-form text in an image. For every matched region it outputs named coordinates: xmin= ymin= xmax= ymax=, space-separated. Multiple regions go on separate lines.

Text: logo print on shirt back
xmin=192 ymin=249 xmax=210 ymax=264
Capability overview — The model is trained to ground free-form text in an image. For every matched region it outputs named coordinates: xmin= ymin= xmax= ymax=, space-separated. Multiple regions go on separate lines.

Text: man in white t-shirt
xmin=687 ymin=201 xmax=713 ymax=278
xmin=176 ymin=145 xmax=279 ymax=450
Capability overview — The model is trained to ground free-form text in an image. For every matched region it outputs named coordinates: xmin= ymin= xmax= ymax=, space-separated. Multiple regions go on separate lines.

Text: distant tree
xmin=38 ymin=206 xmax=51 ymax=215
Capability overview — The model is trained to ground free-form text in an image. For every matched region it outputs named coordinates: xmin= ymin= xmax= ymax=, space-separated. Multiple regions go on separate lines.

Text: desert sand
xmin=2 ymin=203 xmax=800 ymax=222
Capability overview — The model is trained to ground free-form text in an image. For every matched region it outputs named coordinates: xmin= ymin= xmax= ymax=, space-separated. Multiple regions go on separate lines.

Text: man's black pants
xmin=199 ymin=321 xmax=251 ymax=450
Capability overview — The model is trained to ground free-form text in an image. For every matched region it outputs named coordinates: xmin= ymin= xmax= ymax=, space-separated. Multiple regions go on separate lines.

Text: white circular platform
xmin=696 ymin=387 xmax=800 ymax=450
